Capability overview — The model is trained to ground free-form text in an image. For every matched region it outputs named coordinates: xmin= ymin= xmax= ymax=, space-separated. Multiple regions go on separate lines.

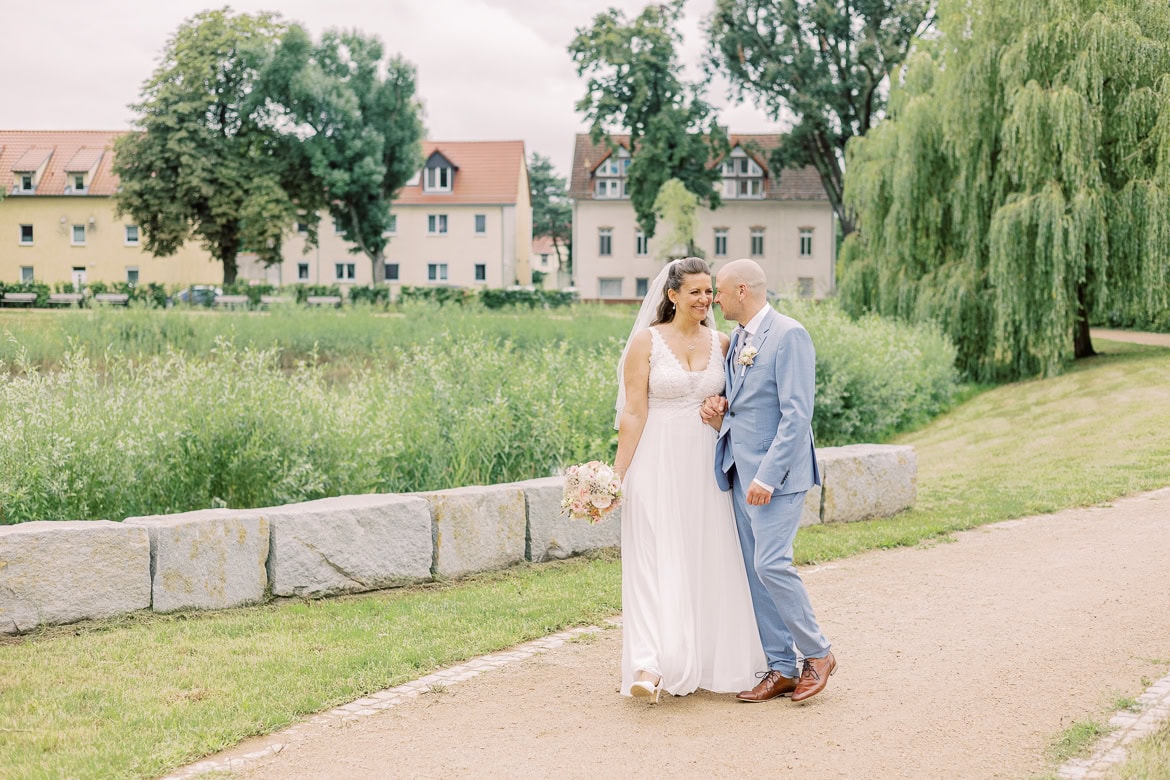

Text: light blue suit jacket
xmin=715 ymin=307 xmax=821 ymax=495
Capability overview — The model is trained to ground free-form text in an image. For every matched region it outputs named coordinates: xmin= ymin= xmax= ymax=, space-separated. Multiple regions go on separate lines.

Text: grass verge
xmin=1 ymin=339 xmax=1169 ymax=778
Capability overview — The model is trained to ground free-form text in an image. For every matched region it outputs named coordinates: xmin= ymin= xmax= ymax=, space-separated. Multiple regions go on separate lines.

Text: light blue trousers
xmin=731 ymin=478 xmax=831 ymax=678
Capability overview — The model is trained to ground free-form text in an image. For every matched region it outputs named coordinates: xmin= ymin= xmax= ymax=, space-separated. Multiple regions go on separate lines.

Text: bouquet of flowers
xmin=561 ymin=461 xmax=623 ymax=523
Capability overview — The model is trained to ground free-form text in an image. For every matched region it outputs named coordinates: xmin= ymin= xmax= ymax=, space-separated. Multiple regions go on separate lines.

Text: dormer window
xmin=720 ymin=146 xmax=766 ymax=199
xmin=19 ymin=174 xmax=33 ymax=192
xmin=73 ymin=174 xmax=86 ymax=192
xmin=422 ymin=150 xmax=458 ymax=193
xmin=594 ymin=147 xmax=630 ymax=199
xmin=425 ymin=166 xmax=452 ymax=192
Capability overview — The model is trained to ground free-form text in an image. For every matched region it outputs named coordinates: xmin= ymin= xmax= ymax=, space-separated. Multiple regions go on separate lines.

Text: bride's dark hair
xmin=652 ymin=257 xmax=712 ymax=325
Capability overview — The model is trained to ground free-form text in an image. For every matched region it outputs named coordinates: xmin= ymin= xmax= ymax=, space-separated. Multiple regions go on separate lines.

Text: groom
xmin=702 ymin=258 xmax=836 ymax=703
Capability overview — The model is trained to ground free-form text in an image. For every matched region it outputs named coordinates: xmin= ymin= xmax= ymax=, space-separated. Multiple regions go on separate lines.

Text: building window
xmin=124 ymin=225 xmax=140 ymax=246
xmin=386 ymin=263 xmax=400 ymax=281
xmin=73 ymin=174 xmax=85 ymax=191
xmin=599 ymin=277 xmax=623 ymax=298
xmin=750 ymin=228 xmax=764 ymax=257
xmin=635 ymin=230 xmax=648 ymax=256
xmin=335 ymin=263 xmax=356 ymax=281
xmin=474 ymin=214 xmax=486 ymax=234
xmin=424 ymin=166 xmax=452 ymax=192
xmin=427 ymin=214 xmax=448 ymax=235
xmin=798 ymin=277 xmax=815 ymax=298
xmin=428 ymin=263 xmax=449 ymax=281
xmin=20 ymin=174 xmax=33 ymax=192
xmin=799 ymin=228 xmax=813 ymax=257
xmin=20 ymin=266 xmax=34 ymax=283
xmin=720 ymin=147 xmax=765 ymax=199
xmin=297 ymin=263 xmax=310 ymax=281
xmin=714 ymin=228 xmax=728 ymax=257
xmin=386 ymin=214 xmax=397 ymax=235
xmin=19 ymin=224 xmax=33 ymax=245
xmin=599 ymin=228 xmax=612 ymax=256
xmin=333 ymin=217 xmax=345 ymax=235
xmin=474 ymin=263 xmax=486 ymax=281
xmin=635 ymin=277 xmax=649 ymax=297
xmin=296 ymin=221 xmax=309 ymax=234
xmin=72 ymin=225 xmax=86 ymax=245
xmin=126 ymin=267 xmax=139 ymax=286
xmin=595 ymin=179 xmax=622 ymax=198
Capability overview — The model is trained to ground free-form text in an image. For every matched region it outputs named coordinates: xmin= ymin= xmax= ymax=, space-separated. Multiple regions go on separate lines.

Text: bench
xmin=259 ymin=295 xmax=294 ymax=306
xmin=0 ymin=292 xmax=38 ymax=306
xmin=213 ymin=294 xmax=250 ymax=309
xmin=47 ymin=293 xmax=84 ymax=306
xmin=306 ymin=295 xmax=343 ymax=307
xmin=94 ymin=293 xmax=130 ymax=306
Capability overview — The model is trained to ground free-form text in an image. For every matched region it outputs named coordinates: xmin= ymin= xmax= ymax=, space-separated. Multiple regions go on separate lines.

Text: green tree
xmin=707 ymin=0 xmax=935 ymax=236
xmin=264 ymin=26 xmax=424 ymax=283
xmin=653 ymin=178 xmax=701 ymax=260
xmin=569 ymin=0 xmax=727 ymax=238
xmin=841 ymin=0 xmax=1170 ymax=381
xmin=529 ymin=153 xmax=572 ymax=275
xmin=114 ymin=9 xmax=301 ymax=285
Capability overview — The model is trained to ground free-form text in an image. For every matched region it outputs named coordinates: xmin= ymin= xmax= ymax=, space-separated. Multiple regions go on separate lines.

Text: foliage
xmin=707 ymin=0 xmax=935 ymax=235
xmin=569 ymin=0 xmax=727 ymax=237
xmin=348 ymin=285 xmax=392 ymax=306
xmin=0 ymin=281 xmax=50 ymax=307
xmin=529 ymin=153 xmax=572 ymax=274
xmin=283 ymin=283 xmax=342 ymax=305
xmin=841 ymin=0 xmax=1170 ymax=381
xmin=652 ymin=178 xmax=701 ymax=260
xmin=222 ymin=281 xmax=277 ymax=307
xmin=113 ymin=9 xmax=305 ymax=285
xmin=398 ymin=286 xmax=475 ymax=306
xmin=0 ymin=301 xmax=956 ymax=522
xmin=263 ymin=26 xmax=425 ymax=283
xmin=785 ymin=300 xmax=957 ymax=445
xmin=0 ymin=336 xmax=616 ymax=524
xmin=478 ymin=288 xmax=576 ymax=309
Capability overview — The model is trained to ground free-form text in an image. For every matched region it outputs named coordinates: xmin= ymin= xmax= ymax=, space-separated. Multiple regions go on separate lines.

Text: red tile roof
xmin=395 ymin=140 xmax=526 ymax=205
xmin=0 ymin=131 xmax=123 ymax=196
xmin=568 ymin=133 xmax=827 ymax=201
xmin=532 ymin=235 xmax=557 ymax=254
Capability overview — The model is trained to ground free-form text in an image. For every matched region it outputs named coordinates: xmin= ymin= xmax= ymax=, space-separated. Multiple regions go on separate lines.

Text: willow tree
xmin=653 ymin=178 xmax=701 ymax=260
xmin=841 ymin=0 xmax=1170 ymax=380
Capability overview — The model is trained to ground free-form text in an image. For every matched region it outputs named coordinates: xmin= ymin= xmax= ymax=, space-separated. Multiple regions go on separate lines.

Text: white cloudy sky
xmin=1 ymin=0 xmax=785 ymax=175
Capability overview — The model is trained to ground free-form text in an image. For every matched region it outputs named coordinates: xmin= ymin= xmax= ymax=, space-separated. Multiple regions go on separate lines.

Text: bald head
xmin=714 ymin=259 xmax=769 ymax=324
xmin=718 ymin=259 xmax=767 ymax=293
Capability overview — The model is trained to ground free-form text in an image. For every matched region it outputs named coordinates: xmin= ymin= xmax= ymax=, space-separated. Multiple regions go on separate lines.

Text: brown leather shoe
xmin=791 ymin=651 xmax=837 ymax=702
xmin=735 ymin=670 xmax=798 ymax=702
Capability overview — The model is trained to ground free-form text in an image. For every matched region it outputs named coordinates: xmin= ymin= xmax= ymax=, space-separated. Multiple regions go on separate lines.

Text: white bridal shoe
xmin=630 ymin=675 xmax=663 ymax=704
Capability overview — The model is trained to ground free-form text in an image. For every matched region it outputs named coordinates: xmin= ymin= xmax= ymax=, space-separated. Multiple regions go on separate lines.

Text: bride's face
xmin=669 ymin=273 xmax=713 ymax=323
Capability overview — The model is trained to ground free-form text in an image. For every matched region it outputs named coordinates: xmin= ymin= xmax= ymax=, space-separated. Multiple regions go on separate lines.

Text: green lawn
xmin=1 ymin=338 xmax=1168 ymax=778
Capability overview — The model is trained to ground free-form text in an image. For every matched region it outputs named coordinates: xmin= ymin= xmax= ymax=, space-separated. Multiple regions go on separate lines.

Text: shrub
xmin=478 ymin=288 xmax=576 ymax=309
xmin=348 ymin=285 xmax=391 ymax=306
xmin=399 ymin=286 xmax=474 ymax=306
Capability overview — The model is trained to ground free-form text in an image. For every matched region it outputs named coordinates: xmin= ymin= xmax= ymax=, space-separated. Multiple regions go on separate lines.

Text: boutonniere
xmin=737 ymin=346 xmax=758 ymax=367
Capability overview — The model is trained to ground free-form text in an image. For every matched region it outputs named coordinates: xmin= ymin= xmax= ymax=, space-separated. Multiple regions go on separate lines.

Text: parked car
xmin=171 ymin=285 xmax=222 ymax=307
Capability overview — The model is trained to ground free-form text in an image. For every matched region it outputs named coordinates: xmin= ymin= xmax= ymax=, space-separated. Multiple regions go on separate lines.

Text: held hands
xmin=699 ymin=395 xmax=728 ymax=430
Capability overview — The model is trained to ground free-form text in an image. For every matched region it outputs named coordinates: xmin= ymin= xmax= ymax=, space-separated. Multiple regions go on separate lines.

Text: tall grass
xmin=0 ymin=336 xmax=614 ymax=524
xmin=0 ymin=302 xmax=959 ymax=523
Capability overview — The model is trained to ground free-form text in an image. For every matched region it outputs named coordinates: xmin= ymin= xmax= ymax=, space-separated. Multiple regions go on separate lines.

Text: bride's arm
xmin=613 ymin=330 xmax=652 ymax=481
xmin=700 ymin=331 xmax=731 ymax=430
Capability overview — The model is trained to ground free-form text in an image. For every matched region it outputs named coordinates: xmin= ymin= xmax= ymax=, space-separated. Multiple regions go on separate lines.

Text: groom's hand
xmin=746 ymin=481 xmax=773 ymax=506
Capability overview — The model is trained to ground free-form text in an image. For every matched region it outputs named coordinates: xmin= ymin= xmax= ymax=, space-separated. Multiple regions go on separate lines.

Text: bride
xmin=612 ymin=257 xmax=765 ymax=702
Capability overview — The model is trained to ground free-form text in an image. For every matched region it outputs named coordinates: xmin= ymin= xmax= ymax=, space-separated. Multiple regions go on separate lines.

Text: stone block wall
xmin=0 ymin=444 xmax=915 ymax=634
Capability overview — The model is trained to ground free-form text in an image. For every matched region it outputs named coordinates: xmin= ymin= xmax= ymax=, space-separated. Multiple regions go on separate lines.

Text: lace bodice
xmin=647 ymin=326 xmax=726 ymax=410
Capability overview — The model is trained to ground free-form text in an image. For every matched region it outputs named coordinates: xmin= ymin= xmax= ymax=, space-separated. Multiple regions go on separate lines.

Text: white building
xmin=568 ymin=133 xmax=836 ymax=301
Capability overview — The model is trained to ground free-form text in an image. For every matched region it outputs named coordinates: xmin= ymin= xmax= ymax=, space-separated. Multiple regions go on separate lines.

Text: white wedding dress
xmin=620 ymin=326 xmax=767 ymax=696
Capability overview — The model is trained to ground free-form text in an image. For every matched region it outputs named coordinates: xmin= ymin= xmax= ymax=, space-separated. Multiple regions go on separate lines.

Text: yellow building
xmin=0 ymin=130 xmax=220 ymax=288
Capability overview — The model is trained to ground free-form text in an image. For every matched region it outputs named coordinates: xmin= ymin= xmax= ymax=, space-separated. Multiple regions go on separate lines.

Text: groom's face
xmin=714 ymin=272 xmax=741 ymax=322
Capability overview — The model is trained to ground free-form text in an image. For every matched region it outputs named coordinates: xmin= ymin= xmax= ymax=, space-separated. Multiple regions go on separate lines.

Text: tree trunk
xmin=222 ymin=252 xmax=238 ymax=286
xmin=1073 ymin=282 xmax=1096 ymax=359
xmin=371 ymin=249 xmax=386 ymax=284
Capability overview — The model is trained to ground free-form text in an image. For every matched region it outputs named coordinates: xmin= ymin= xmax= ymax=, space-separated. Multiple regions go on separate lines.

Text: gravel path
xmin=178 ymin=488 xmax=1170 ymax=780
